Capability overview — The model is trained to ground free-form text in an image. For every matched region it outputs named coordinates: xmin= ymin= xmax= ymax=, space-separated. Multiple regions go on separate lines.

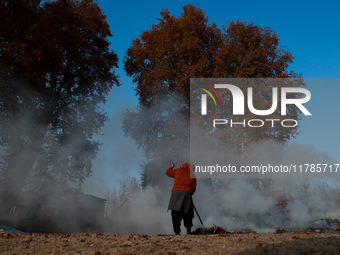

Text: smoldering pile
xmin=192 ymin=218 xmax=340 ymax=235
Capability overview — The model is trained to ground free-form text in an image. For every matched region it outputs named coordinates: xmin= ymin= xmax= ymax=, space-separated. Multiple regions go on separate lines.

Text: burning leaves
xmin=192 ymin=219 xmax=340 ymax=236
xmin=192 ymin=225 xmax=231 ymax=235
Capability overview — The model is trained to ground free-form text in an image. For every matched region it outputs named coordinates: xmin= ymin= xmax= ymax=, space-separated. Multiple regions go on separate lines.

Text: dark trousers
xmin=171 ymin=210 xmax=193 ymax=234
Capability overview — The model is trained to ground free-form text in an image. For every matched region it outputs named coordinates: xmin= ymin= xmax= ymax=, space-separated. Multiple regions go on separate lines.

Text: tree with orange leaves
xmin=123 ymin=4 xmax=302 ymax=186
xmin=0 ymin=0 xmax=119 ymax=200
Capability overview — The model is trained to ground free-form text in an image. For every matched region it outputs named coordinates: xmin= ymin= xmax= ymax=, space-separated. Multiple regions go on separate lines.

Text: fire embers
xmin=302 ymin=219 xmax=340 ymax=234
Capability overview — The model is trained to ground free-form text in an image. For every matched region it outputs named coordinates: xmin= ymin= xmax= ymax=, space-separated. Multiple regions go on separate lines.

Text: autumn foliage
xmin=124 ymin=4 xmax=299 ymax=109
xmin=0 ymin=0 xmax=119 ymax=199
xmin=123 ymin=4 xmax=302 ymax=185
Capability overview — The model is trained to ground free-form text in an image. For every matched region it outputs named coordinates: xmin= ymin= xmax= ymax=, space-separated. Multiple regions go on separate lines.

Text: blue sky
xmin=84 ymin=0 xmax=340 ymax=195
xmin=99 ymin=0 xmax=340 ymax=78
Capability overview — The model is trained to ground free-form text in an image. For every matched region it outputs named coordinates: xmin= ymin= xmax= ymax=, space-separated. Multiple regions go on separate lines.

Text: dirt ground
xmin=1 ymin=232 xmax=340 ymax=255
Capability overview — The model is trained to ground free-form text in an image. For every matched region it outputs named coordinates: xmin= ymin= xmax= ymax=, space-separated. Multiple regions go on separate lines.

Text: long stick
xmin=193 ymin=203 xmax=204 ymax=227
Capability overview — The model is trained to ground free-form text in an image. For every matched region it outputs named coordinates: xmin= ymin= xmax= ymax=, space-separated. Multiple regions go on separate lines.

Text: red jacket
xmin=166 ymin=163 xmax=196 ymax=194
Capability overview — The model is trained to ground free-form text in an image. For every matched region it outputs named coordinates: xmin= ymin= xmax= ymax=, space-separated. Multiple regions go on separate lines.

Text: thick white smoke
xmin=2 ymin=85 xmax=338 ymax=234
xmin=101 ymin=95 xmax=339 ymax=234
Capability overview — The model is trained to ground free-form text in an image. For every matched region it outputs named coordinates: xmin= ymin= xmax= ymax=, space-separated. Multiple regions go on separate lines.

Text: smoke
xmin=83 ymin=106 xmax=144 ymax=198
xmin=189 ymin=130 xmax=339 ymax=232
xmin=0 ymin=78 xmax=113 ymax=233
xmin=102 ymin=94 xmax=340 ymax=234
xmin=1 ymin=80 xmax=339 ymax=235
xmin=105 ymin=185 xmax=172 ymax=234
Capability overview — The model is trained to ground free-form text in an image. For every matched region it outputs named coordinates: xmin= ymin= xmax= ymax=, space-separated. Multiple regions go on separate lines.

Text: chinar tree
xmin=0 ymin=0 xmax=119 ymax=204
xmin=123 ymin=4 xmax=301 ymax=186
